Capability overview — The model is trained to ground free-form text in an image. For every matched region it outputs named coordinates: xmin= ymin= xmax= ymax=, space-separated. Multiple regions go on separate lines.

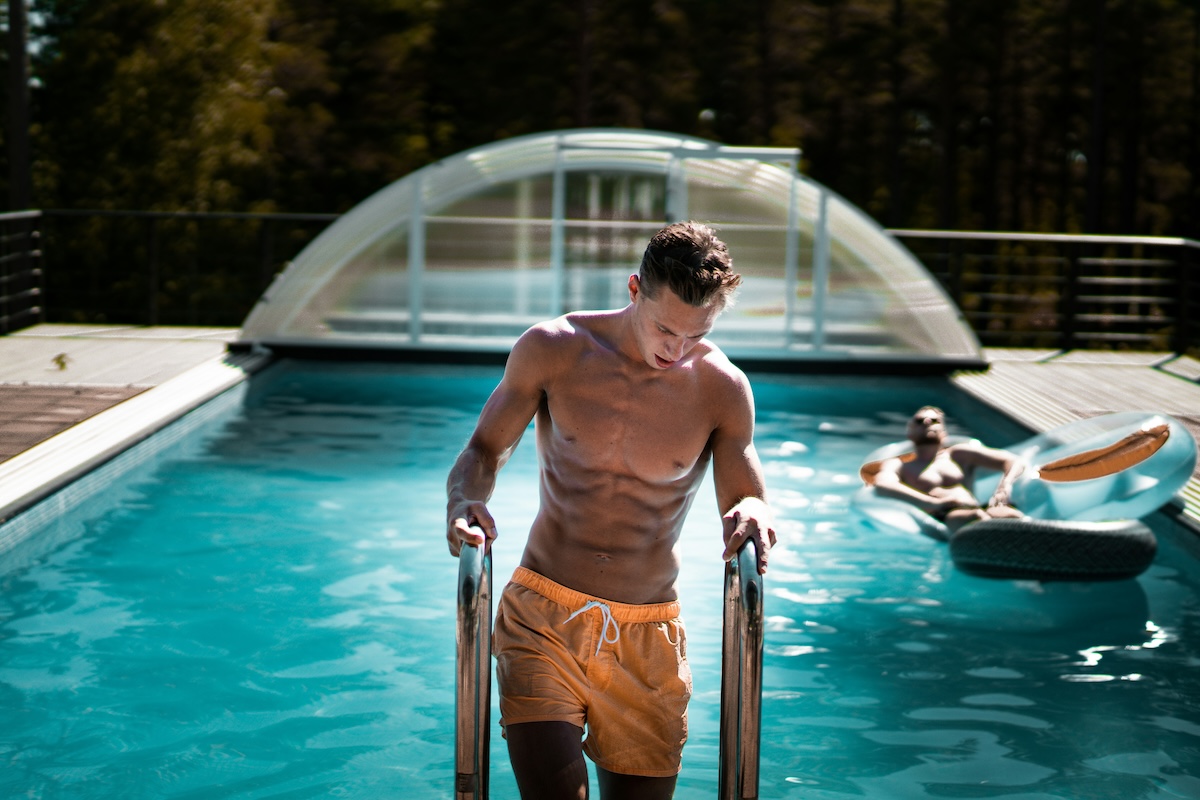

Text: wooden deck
xmin=0 ymin=325 xmax=266 ymax=523
xmin=1 ymin=325 xmax=1198 ymax=531
xmin=0 ymin=325 xmax=244 ymax=460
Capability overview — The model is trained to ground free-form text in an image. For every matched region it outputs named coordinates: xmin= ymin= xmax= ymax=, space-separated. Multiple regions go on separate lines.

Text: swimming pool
xmin=1 ymin=360 xmax=1198 ymax=799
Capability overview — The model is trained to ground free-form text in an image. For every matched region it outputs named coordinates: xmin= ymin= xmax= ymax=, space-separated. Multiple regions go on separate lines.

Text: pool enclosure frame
xmin=237 ymin=129 xmax=986 ymax=373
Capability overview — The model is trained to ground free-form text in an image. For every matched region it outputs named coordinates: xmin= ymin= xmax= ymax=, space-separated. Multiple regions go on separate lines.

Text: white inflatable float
xmin=854 ymin=411 xmax=1197 ymax=580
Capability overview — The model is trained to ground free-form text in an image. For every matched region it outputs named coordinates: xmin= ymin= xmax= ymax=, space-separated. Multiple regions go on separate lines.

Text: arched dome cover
xmin=239 ymin=129 xmax=983 ymax=368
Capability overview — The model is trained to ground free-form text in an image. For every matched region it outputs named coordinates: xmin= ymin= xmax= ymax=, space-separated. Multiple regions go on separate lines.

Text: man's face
xmin=906 ymin=406 xmax=946 ymax=445
xmin=628 ymin=275 xmax=723 ymax=370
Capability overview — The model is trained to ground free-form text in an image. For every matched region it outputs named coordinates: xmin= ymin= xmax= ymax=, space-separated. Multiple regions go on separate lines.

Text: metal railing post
xmin=948 ymin=235 xmax=964 ymax=309
xmin=408 ymin=175 xmax=426 ymax=342
xmin=0 ymin=210 xmax=43 ymax=333
xmin=782 ymin=171 xmax=800 ymax=347
xmin=1062 ymin=239 xmax=1081 ymax=350
xmin=455 ymin=533 xmax=492 ymax=800
xmin=33 ymin=228 xmax=43 ymax=325
xmin=550 ymin=139 xmax=566 ymax=316
xmin=1177 ymin=242 xmax=1198 ymax=354
xmin=811 ymin=190 xmax=830 ymax=350
xmin=0 ymin=216 xmax=9 ymax=332
xmin=719 ymin=539 xmax=764 ymax=800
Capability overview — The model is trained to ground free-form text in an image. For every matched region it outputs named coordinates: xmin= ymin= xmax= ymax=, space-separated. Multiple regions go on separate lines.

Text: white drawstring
xmin=564 ymin=600 xmax=620 ymax=655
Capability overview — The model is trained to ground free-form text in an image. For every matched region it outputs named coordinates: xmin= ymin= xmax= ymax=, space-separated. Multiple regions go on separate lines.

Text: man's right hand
xmin=446 ymin=501 xmax=496 ymax=556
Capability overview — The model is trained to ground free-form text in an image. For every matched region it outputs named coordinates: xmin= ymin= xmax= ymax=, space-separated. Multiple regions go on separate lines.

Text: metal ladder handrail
xmin=455 ymin=534 xmax=492 ymax=800
xmin=455 ymin=534 xmax=762 ymax=799
xmin=719 ymin=539 xmax=764 ymax=800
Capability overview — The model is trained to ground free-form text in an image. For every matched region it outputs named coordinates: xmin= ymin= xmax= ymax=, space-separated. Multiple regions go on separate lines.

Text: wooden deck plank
xmin=0 ymin=385 xmax=145 ymax=460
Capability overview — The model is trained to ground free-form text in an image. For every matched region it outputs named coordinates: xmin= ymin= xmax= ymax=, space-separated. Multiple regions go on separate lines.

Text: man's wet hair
xmin=638 ymin=221 xmax=742 ymax=307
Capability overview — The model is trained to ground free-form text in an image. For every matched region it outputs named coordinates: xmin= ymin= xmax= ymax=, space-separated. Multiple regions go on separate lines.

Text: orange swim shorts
xmin=492 ymin=566 xmax=693 ymax=778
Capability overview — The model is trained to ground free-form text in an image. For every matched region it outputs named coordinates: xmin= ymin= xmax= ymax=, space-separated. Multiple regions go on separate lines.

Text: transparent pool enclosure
xmin=238 ymin=129 xmax=984 ymax=369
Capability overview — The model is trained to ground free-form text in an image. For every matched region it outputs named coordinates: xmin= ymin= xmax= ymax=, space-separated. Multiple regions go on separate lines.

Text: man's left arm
xmin=710 ymin=370 xmax=776 ymax=575
xmin=955 ymin=443 xmax=1025 ymax=509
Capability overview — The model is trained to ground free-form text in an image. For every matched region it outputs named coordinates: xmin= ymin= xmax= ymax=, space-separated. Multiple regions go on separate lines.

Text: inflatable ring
xmin=948 ymin=517 xmax=1157 ymax=582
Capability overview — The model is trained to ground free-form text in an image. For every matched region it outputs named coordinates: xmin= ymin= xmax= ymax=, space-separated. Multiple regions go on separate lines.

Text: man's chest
xmin=903 ymin=452 xmax=968 ymax=489
xmin=540 ymin=370 xmax=715 ymax=483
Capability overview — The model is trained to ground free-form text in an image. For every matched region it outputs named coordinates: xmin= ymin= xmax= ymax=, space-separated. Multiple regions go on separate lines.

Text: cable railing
xmin=0 ymin=210 xmax=42 ymax=334
xmin=34 ymin=209 xmax=336 ymax=327
xmin=4 ymin=207 xmax=1197 ymax=357
xmin=719 ymin=539 xmax=765 ymax=800
xmin=891 ymin=229 xmax=1200 ymax=354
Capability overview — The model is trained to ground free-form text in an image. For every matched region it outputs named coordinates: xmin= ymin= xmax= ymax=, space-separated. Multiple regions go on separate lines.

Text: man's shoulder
xmin=509 ymin=312 xmax=610 ymax=371
xmin=946 ymin=439 xmax=1014 ymax=466
xmin=560 ymin=309 xmax=623 ymax=334
xmin=694 ymin=341 xmax=748 ymax=386
xmin=688 ymin=343 xmax=754 ymax=420
xmin=518 ymin=311 xmax=610 ymax=347
xmin=944 ymin=439 xmax=988 ymax=457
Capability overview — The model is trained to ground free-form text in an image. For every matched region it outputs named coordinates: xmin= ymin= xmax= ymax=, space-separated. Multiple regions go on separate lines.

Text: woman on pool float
xmin=867 ymin=405 xmax=1026 ymax=534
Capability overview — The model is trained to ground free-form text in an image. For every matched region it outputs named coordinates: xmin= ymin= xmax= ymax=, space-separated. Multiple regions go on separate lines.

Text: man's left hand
xmin=722 ymin=497 xmax=777 ymax=575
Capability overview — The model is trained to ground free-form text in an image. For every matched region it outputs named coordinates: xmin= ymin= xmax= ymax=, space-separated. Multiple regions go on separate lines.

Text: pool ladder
xmin=455 ymin=536 xmax=492 ymax=800
xmin=719 ymin=539 xmax=765 ymax=800
xmin=454 ymin=537 xmax=764 ymax=800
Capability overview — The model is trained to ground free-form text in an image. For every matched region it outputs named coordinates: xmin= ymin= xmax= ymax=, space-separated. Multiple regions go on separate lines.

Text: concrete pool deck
xmin=2 ymin=324 xmax=1199 ymax=529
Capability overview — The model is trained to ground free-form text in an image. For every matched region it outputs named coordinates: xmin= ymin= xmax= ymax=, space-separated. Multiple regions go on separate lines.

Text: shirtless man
xmin=872 ymin=405 xmax=1024 ymax=533
xmin=446 ymin=222 xmax=776 ymax=800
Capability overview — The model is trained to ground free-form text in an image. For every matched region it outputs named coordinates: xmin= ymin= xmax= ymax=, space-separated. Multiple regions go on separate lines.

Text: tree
xmin=18 ymin=0 xmax=1200 ymax=237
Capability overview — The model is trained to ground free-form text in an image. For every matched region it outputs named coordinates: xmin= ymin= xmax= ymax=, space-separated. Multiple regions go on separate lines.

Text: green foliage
xmin=16 ymin=0 xmax=1200 ymax=235
xmin=30 ymin=0 xmax=437 ymax=213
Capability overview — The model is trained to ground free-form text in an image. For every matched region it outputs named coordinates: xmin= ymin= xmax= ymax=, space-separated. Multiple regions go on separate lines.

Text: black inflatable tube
xmin=948 ymin=518 xmax=1157 ymax=582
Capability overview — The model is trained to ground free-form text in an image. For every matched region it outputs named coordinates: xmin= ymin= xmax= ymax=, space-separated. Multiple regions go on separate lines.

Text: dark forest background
xmin=5 ymin=0 xmax=1200 ymax=237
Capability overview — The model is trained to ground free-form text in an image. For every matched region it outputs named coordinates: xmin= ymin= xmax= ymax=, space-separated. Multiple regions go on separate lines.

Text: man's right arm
xmin=872 ymin=459 xmax=961 ymax=516
xmin=445 ymin=326 xmax=552 ymax=556
xmin=951 ymin=443 xmax=1024 ymax=509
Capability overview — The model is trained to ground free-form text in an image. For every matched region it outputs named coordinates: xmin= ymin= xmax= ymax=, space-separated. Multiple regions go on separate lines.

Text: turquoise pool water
xmin=1 ymin=360 xmax=1198 ymax=799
